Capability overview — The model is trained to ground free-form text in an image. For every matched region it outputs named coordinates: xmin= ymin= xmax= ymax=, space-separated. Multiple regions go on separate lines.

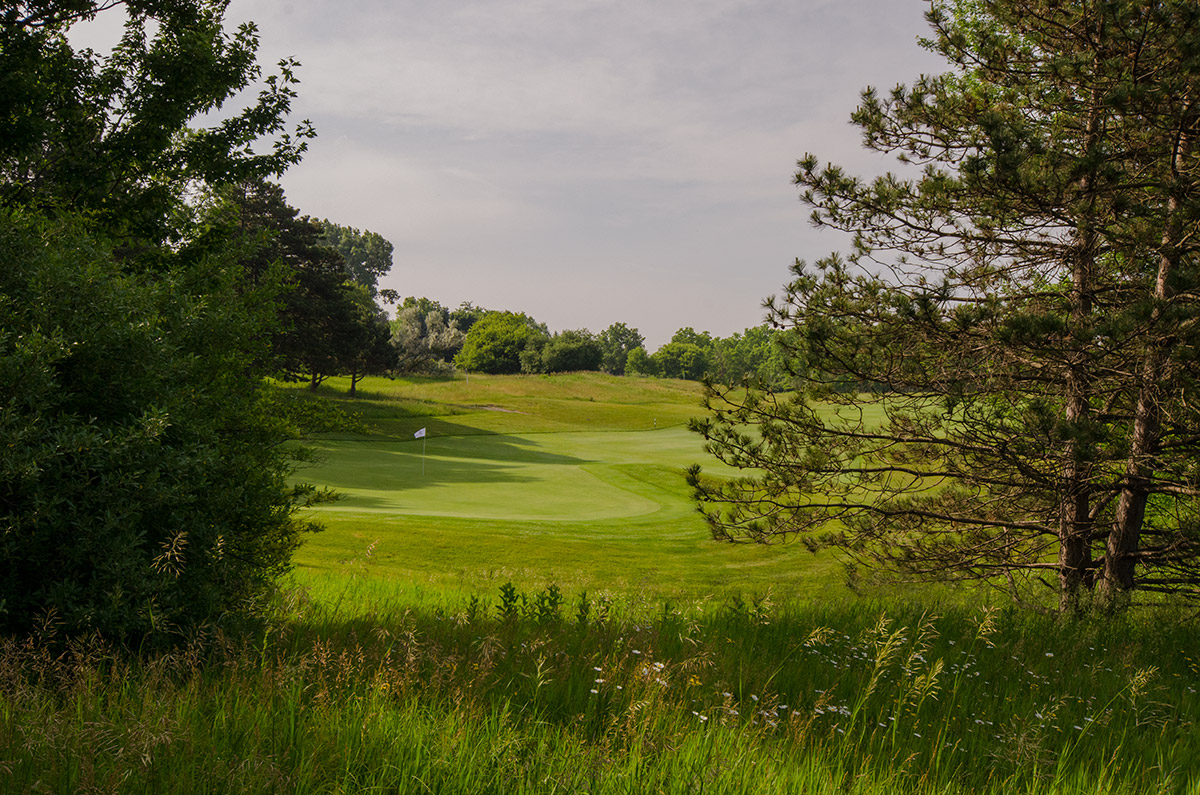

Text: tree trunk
xmin=1101 ymin=204 xmax=1181 ymax=601
xmin=1058 ymin=252 xmax=1094 ymax=612
xmin=1100 ymin=100 xmax=1192 ymax=604
xmin=1058 ymin=79 xmax=1102 ymax=612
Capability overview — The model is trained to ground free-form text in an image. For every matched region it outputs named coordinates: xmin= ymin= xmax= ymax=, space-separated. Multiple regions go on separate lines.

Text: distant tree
xmin=392 ymin=297 xmax=465 ymax=373
xmin=318 ymin=220 xmax=394 ymax=294
xmin=670 ymin=327 xmax=714 ymax=350
xmin=449 ymin=302 xmax=488 ymax=336
xmin=653 ymin=342 xmax=708 ymax=381
xmin=227 ymin=179 xmax=363 ymax=388
xmin=343 ymin=284 xmax=396 ymax=395
xmin=708 ymin=326 xmax=791 ymax=389
xmin=598 ymin=323 xmax=645 ymax=375
xmin=540 ymin=329 xmax=603 ymax=373
xmin=455 ymin=311 xmax=548 ymax=374
xmin=625 ymin=346 xmax=659 ymax=377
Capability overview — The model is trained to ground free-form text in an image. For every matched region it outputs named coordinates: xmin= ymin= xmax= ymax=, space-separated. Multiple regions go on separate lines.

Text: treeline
xmin=225 ymin=180 xmax=793 ymax=392
xmin=392 ymin=299 xmax=794 ymax=388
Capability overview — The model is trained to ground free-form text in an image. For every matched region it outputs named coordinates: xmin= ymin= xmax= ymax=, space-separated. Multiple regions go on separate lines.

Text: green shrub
xmin=0 ymin=210 xmax=316 ymax=642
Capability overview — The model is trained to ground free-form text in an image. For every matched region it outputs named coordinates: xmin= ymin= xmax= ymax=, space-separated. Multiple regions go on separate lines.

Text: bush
xmin=454 ymin=312 xmax=547 ymax=374
xmin=0 ymin=210 xmax=316 ymax=642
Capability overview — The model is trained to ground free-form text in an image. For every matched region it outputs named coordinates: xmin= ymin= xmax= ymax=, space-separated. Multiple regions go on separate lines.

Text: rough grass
xmin=2 ymin=585 xmax=1196 ymax=793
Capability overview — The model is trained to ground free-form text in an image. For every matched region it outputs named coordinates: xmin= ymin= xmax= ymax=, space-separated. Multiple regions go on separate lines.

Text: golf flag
xmin=414 ymin=428 xmax=427 ymax=439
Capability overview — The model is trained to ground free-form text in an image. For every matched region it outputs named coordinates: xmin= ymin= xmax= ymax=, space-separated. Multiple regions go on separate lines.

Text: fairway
xmin=304 ymin=428 xmax=709 ymax=520
xmin=287 ymin=373 xmax=852 ymax=600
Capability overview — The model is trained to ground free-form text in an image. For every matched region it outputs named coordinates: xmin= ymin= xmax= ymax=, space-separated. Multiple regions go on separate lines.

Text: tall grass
xmin=2 ymin=584 xmax=1195 ymax=793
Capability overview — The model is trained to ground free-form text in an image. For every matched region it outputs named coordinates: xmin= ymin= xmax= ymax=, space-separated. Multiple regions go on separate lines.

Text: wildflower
xmin=1045 ymin=652 xmax=1054 ymax=657
xmin=593 ymin=666 xmax=602 ymax=671
xmin=590 ymin=689 xmax=598 ymax=694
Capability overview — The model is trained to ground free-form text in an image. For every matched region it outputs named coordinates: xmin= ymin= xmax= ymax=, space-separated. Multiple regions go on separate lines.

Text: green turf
xmin=285 ymin=373 xmax=876 ymax=602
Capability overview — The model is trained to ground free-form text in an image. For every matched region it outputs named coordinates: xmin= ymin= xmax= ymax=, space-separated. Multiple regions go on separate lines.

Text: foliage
xmin=341 ymin=283 xmax=395 ymax=395
xmin=653 ymin=341 xmax=708 ymax=381
xmin=390 ymin=297 xmax=465 ymax=374
xmin=0 ymin=210 xmax=317 ymax=640
xmin=690 ymin=0 xmax=1200 ymax=610
xmin=625 ymin=345 xmax=658 ymax=377
xmin=522 ymin=329 xmax=603 ymax=374
xmin=317 ymin=220 xmax=394 ymax=294
xmin=0 ymin=0 xmax=312 ymax=246
xmin=598 ymin=322 xmax=645 ymax=375
xmin=226 ymin=179 xmax=383 ymax=389
xmin=706 ymin=326 xmax=792 ymax=389
xmin=454 ymin=311 xmax=549 ymax=374
xmin=0 ymin=1 xmax=319 ymax=641
xmin=449 ymin=301 xmax=488 ymax=336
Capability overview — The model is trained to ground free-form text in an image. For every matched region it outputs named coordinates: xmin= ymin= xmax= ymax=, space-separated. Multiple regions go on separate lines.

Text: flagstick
xmin=421 ymin=435 xmax=426 ymax=476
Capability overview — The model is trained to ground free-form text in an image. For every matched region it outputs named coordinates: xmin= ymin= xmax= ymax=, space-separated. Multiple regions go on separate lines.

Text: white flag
xmin=414 ymin=428 xmax=427 ymax=439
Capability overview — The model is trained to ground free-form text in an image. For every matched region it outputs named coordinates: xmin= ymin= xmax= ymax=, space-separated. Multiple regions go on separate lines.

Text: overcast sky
xmin=90 ymin=1 xmax=948 ymax=349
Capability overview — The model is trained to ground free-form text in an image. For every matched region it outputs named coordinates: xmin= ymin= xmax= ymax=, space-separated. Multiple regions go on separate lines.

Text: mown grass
xmin=284 ymin=373 xmax=876 ymax=602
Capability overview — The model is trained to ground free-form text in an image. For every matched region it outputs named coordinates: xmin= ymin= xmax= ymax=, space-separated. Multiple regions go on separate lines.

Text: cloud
xmin=228 ymin=0 xmax=946 ymax=346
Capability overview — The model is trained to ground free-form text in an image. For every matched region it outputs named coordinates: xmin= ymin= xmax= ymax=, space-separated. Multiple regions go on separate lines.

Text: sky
xmin=84 ymin=0 xmax=948 ymax=349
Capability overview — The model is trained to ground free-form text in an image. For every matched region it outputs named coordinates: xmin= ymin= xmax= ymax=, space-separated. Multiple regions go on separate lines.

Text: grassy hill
xmin=280 ymin=372 xmax=860 ymax=605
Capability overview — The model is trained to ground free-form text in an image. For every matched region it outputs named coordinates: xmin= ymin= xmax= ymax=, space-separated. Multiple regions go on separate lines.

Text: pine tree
xmin=689 ymin=0 xmax=1200 ymax=609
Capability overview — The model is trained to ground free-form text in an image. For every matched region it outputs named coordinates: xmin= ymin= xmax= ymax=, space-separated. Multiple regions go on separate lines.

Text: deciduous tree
xmin=0 ymin=1 xmax=320 ymax=640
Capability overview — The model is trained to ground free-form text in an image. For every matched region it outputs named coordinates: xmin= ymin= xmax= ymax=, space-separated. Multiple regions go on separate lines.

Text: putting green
xmin=301 ymin=427 xmax=720 ymax=521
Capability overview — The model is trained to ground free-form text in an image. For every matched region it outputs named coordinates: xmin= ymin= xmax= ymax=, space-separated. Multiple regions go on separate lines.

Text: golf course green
xmin=287 ymin=372 xmax=849 ymax=601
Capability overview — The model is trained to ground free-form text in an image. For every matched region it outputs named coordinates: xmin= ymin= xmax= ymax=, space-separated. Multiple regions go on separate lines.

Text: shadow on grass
xmin=301 ymin=433 xmax=594 ymax=494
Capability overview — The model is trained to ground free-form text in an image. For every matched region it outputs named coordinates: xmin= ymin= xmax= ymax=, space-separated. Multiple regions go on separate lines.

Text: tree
xmin=228 ymin=179 xmax=369 ymax=389
xmin=0 ymin=1 xmax=319 ymax=640
xmin=391 ymin=297 xmax=465 ymax=374
xmin=449 ymin=301 xmax=487 ymax=336
xmin=454 ymin=311 xmax=549 ymax=374
xmin=707 ymin=326 xmax=791 ymax=389
xmin=318 ymin=220 xmax=394 ymax=294
xmin=598 ymin=323 xmax=645 ymax=375
xmin=670 ymin=327 xmax=714 ymax=350
xmin=689 ymin=0 xmax=1200 ymax=610
xmin=625 ymin=346 xmax=658 ymax=377
xmin=1 ymin=0 xmax=312 ymax=247
xmin=0 ymin=209 xmax=322 ymax=640
xmin=342 ymin=283 xmax=396 ymax=396
xmin=534 ymin=329 xmax=604 ymax=374
xmin=653 ymin=341 xmax=708 ymax=381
